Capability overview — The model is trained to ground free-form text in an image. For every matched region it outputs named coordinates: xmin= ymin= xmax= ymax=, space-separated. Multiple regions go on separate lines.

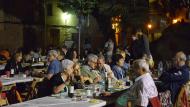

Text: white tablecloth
xmin=5 ymin=96 xmax=106 ymax=107
xmin=0 ymin=76 xmax=33 ymax=86
xmin=31 ymin=62 xmax=45 ymax=67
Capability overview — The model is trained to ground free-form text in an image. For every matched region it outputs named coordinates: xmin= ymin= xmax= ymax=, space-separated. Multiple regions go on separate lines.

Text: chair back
xmin=159 ymin=90 xmax=172 ymax=106
xmin=0 ymin=81 xmax=9 ymax=106
xmin=149 ymin=96 xmax=161 ymax=107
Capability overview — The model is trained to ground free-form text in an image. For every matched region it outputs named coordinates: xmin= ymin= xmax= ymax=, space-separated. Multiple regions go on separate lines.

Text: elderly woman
xmin=50 ymin=59 xmax=74 ymax=94
xmin=38 ymin=59 xmax=74 ymax=97
xmin=112 ymin=54 xmax=126 ymax=80
xmin=47 ymin=50 xmax=62 ymax=80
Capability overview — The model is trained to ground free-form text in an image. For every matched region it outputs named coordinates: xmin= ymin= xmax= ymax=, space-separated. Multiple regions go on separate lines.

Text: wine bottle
xmin=68 ymin=84 xmax=74 ymax=98
xmin=38 ymin=57 xmax=41 ymax=62
xmin=10 ymin=68 xmax=15 ymax=77
xmin=32 ymin=57 xmax=35 ymax=63
xmin=105 ymin=72 xmax=109 ymax=91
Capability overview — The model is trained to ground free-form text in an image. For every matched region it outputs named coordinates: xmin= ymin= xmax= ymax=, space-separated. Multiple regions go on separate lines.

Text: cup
xmin=86 ymin=89 xmax=92 ymax=97
xmin=23 ymin=74 xmax=27 ymax=78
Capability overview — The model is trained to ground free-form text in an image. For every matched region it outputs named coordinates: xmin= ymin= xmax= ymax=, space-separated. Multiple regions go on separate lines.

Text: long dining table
xmin=5 ymin=96 xmax=106 ymax=107
xmin=0 ymin=76 xmax=33 ymax=91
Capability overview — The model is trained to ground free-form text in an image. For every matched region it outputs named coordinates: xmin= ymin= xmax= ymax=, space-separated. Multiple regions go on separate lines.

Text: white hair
xmin=133 ymin=59 xmax=150 ymax=72
xmin=48 ymin=50 xmax=58 ymax=58
xmin=87 ymin=54 xmax=98 ymax=62
xmin=176 ymin=51 xmax=186 ymax=61
xmin=62 ymin=59 xmax=74 ymax=70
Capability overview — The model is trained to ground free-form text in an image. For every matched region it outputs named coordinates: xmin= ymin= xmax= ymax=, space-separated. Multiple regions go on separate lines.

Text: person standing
xmin=104 ymin=38 xmax=114 ymax=64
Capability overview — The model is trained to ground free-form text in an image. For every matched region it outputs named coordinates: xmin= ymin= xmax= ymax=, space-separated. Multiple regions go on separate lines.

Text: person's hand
xmin=83 ymin=76 xmax=93 ymax=84
xmin=93 ymin=76 xmax=101 ymax=83
xmin=65 ymin=81 xmax=70 ymax=86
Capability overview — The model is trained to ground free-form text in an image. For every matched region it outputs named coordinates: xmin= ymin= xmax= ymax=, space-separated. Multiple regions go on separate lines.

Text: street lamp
xmin=147 ymin=23 xmax=152 ymax=41
xmin=61 ymin=12 xmax=71 ymax=25
xmin=147 ymin=24 xmax=152 ymax=29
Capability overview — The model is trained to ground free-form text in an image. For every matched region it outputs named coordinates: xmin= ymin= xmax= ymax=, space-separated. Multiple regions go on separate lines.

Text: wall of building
xmin=0 ymin=23 xmax=23 ymax=51
xmin=0 ymin=9 xmax=23 ymax=51
xmin=45 ymin=0 xmax=78 ymax=47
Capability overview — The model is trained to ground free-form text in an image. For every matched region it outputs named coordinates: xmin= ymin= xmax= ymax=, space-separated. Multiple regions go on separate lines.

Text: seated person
xmin=97 ymin=55 xmax=117 ymax=80
xmin=71 ymin=63 xmax=84 ymax=89
xmin=118 ymin=50 xmax=130 ymax=72
xmin=117 ymin=59 xmax=158 ymax=107
xmin=46 ymin=50 xmax=62 ymax=80
xmin=65 ymin=48 xmax=79 ymax=63
xmin=38 ymin=59 xmax=74 ymax=97
xmin=81 ymin=54 xmax=101 ymax=84
xmin=112 ymin=54 xmax=126 ymax=80
xmin=4 ymin=51 xmax=24 ymax=75
xmin=159 ymin=51 xmax=189 ymax=103
xmin=0 ymin=49 xmax=10 ymax=61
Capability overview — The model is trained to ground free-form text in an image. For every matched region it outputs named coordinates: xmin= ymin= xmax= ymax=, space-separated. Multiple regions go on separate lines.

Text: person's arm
xmin=93 ymin=76 xmax=101 ymax=83
xmin=112 ymin=66 xmax=120 ymax=80
xmin=105 ymin=64 xmax=117 ymax=80
xmin=47 ymin=74 xmax=53 ymax=80
xmin=53 ymin=81 xmax=69 ymax=94
xmin=159 ymin=70 xmax=184 ymax=82
xmin=47 ymin=62 xmax=56 ymax=80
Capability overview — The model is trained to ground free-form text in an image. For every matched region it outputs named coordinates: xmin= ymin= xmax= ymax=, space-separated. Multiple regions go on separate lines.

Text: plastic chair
xmin=0 ymin=81 xmax=9 ymax=106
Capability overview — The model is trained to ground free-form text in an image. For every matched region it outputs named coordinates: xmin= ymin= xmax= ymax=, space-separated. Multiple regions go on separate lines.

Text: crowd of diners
xmin=0 ymin=30 xmax=190 ymax=107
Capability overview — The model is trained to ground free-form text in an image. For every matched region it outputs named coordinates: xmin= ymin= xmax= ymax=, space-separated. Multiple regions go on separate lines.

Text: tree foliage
xmin=58 ymin=0 xmax=97 ymax=15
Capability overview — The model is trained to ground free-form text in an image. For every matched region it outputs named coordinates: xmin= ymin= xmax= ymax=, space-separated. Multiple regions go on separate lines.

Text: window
xmin=47 ymin=4 xmax=53 ymax=16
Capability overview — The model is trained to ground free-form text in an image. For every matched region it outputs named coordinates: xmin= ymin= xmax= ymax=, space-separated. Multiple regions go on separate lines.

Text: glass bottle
xmin=105 ymin=72 xmax=109 ymax=91
xmin=68 ymin=83 xmax=74 ymax=98
xmin=10 ymin=64 xmax=15 ymax=77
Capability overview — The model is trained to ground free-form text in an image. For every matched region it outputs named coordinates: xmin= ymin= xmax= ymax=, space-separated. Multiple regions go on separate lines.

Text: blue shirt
xmin=112 ymin=65 xmax=125 ymax=80
xmin=47 ymin=59 xmax=62 ymax=75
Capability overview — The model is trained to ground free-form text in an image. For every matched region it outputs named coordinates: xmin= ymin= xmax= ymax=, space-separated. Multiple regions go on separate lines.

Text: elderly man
xmin=81 ymin=54 xmax=101 ymax=84
xmin=47 ymin=50 xmax=62 ymax=80
xmin=97 ymin=55 xmax=116 ymax=80
xmin=159 ymin=51 xmax=189 ymax=103
xmin=128 ymin=59 xmax=158 ymax=107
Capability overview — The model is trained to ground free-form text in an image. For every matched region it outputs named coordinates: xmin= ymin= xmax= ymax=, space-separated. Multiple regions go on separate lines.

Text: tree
xmin=154 ymin=0 xmax=190 ymax=17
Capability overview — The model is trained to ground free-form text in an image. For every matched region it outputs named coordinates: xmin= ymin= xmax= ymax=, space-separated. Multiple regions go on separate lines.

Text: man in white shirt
xmin=97 ymin=55 xmax=117 ymax=80
xmin=129 ymin=59 xmax=158 ymax=107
